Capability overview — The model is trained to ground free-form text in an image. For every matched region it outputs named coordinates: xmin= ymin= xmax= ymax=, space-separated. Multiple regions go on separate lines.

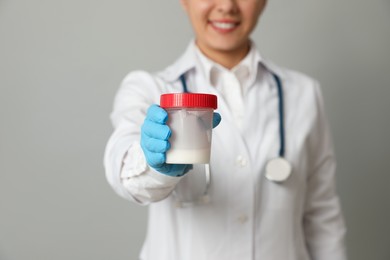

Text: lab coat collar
xmin=249 ymin=41 xmax=287 ymax=84
xmin=161 ymin=40 xmax=286 ymax=84
xmin=194 ymin=42 xmax=252 ymax=89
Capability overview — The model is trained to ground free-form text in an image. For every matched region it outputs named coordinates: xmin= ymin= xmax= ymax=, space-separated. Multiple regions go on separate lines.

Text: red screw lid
xmin=160 ymin=93 xmax=217 ymax=109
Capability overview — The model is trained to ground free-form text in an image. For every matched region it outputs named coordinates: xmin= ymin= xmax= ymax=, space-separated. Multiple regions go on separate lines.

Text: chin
xmin=209 ymin=39 xmax=248 ymax=53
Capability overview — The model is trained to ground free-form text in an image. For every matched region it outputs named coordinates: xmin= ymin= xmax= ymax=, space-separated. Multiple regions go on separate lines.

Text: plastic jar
xmin=160 ymin=93 xmax=218 ymax=164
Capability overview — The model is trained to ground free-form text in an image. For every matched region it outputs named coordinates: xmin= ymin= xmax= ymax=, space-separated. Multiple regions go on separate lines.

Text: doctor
xmin=104 ymin=0 xmax=347 ymax=259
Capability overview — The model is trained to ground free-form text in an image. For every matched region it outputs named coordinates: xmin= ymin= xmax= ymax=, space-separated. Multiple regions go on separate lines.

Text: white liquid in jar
xmin=165 ymin=108 xmax=213 ymax=164
xmin=166 ymin=148 xmax=211 ymax=164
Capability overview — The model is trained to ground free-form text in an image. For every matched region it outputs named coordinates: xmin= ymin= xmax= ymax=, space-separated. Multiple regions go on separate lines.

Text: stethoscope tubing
xmin=179 ymin=72 xmax=286 ymax=158
xmin=271 ymin=73 xmax=285 ymax=158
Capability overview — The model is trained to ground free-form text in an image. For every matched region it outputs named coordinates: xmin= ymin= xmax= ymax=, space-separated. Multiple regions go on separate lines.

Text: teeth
xmin=212 ymin=22 xmax=236 ymax=29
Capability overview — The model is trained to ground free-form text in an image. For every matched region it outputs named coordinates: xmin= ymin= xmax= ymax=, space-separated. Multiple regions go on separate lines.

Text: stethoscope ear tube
xmin=180 ymin=74 xmax=189 ymax=93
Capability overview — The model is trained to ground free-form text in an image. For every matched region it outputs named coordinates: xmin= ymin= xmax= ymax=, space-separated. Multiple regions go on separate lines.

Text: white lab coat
xmin=104 ymin=41 xmax=347 ymax=260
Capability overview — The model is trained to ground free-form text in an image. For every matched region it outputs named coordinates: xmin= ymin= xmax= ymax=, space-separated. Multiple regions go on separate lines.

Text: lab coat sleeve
xmin=303 ymin=82 xmax=348 ymax=260
xmin=103 ymin=71 xmax=183 ymax=205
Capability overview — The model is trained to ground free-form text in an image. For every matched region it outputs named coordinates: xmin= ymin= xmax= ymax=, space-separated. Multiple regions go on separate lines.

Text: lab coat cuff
xmin=121 ymin=142 xmax=148 ymax=178
xmin=148 ymin=169 xmax=184 ymax=186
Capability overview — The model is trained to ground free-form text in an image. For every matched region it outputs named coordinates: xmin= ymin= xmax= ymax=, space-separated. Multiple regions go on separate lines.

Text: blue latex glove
xmin=140 ymin=104 xmax=221 ymax=177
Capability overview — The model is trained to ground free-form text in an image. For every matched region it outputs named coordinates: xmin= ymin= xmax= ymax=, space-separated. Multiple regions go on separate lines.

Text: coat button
xmin=236 ymin=155 xmax=248 ymax=167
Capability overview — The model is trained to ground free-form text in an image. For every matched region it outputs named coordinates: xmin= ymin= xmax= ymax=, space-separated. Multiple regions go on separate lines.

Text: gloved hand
xmin=141 ymin=104 xmax=221 ymax=177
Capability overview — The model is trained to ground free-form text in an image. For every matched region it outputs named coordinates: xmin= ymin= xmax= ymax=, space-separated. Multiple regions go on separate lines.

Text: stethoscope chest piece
xmin=265 ymin=157 xmax=292 ymax=183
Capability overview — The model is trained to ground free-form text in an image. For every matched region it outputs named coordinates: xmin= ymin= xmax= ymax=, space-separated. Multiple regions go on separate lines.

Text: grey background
xmin=0 ymin=0 xmax=389 ymax=259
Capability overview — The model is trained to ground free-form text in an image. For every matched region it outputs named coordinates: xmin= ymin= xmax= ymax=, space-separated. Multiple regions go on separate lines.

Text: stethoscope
xmin=173 ymin=71 xmax=292 ymax=207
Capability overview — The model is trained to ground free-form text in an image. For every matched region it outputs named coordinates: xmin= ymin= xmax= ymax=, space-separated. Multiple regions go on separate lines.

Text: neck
xmin=196 ymin=41 xmax=250 ymax=70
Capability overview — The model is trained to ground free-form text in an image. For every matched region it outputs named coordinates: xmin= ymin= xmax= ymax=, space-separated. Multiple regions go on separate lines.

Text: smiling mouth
xmin=209 ymin=21 xmax=240 ymax=32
